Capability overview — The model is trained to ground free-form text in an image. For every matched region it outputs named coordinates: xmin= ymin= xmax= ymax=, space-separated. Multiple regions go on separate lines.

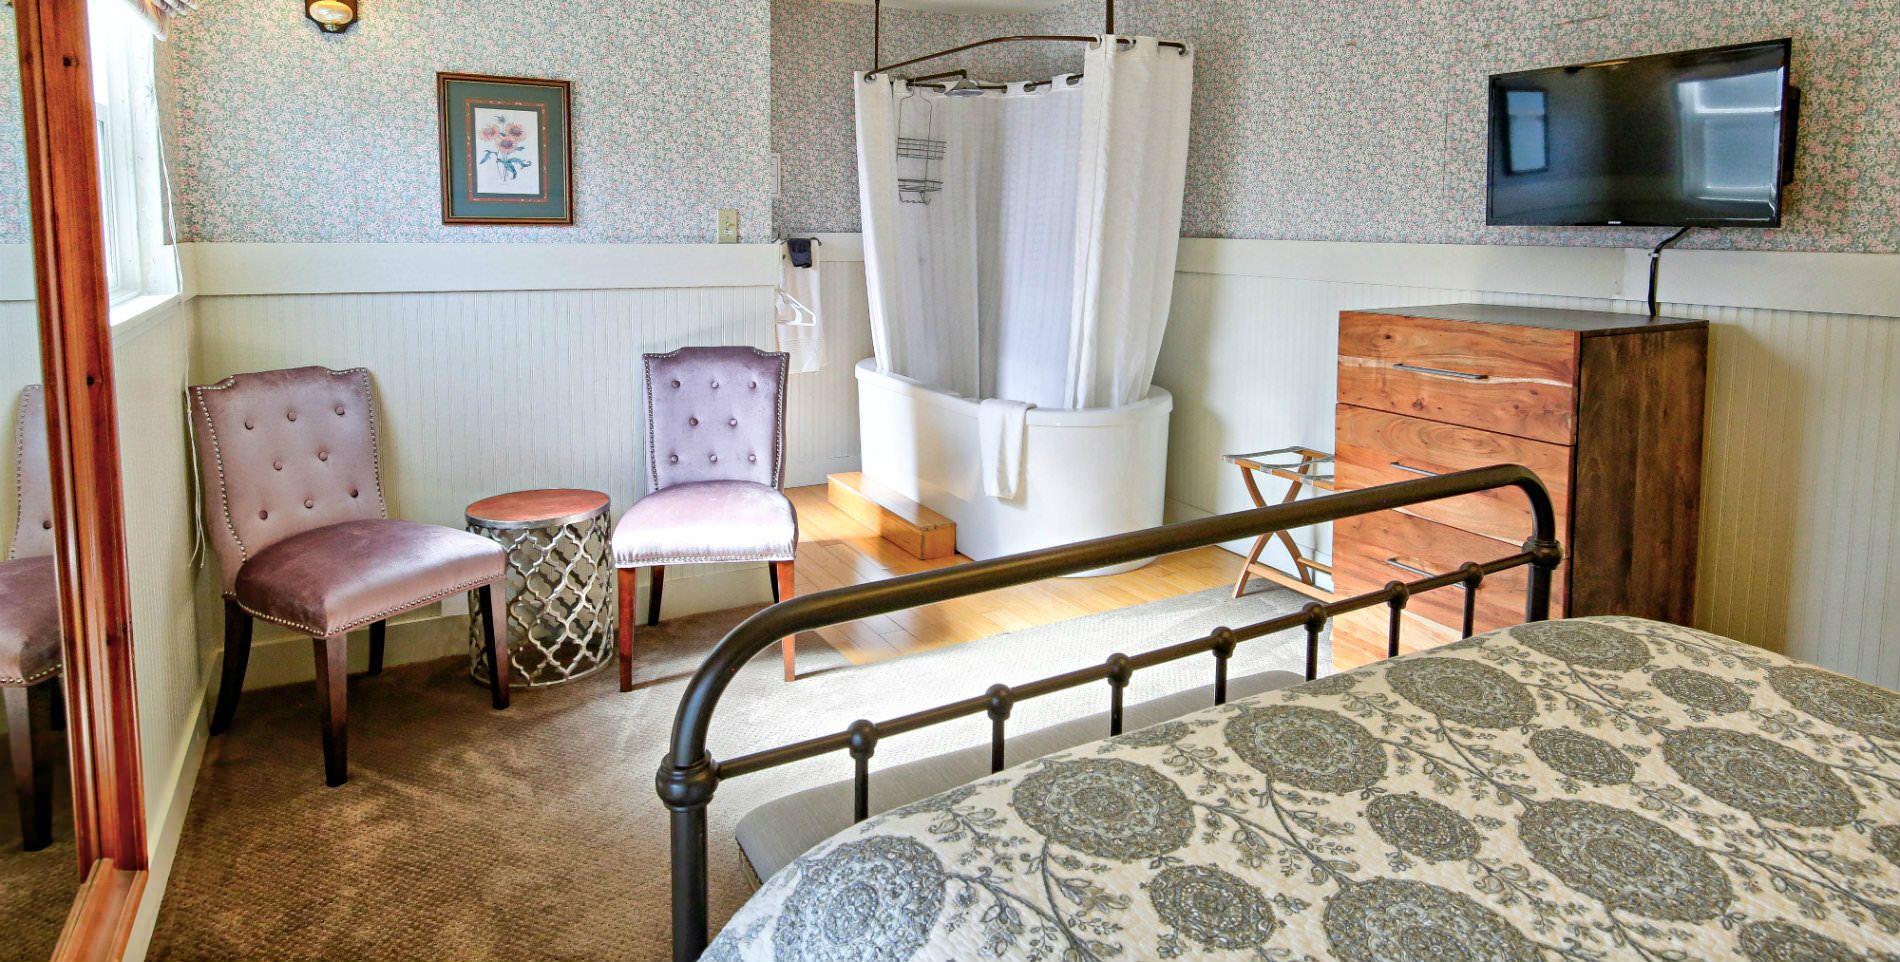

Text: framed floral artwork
xmin=437 ymin=72 xmax=573 ymax=225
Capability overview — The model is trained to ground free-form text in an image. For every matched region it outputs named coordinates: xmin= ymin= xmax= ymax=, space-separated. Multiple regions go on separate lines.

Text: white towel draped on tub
xmin=977 ymin=399 xmax=1033 ymax=499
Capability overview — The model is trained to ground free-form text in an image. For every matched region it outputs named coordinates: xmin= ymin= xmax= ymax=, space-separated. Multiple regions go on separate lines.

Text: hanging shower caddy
xmin=896 ymin=89 xmax=943 ymax=204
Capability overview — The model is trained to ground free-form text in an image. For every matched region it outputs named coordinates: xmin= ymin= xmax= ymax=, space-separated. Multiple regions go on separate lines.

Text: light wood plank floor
xmin=786 ymin=485 xmax=1377 ymax=672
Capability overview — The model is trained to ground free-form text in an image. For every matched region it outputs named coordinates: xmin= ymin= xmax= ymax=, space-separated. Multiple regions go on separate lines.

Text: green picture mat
xmin=441 ymin=77 xmax=570 ymax=223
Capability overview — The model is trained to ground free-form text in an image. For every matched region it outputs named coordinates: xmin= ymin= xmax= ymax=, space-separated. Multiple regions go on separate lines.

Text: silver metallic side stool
xmin=465 ymin=489 xmax=615 ymax=687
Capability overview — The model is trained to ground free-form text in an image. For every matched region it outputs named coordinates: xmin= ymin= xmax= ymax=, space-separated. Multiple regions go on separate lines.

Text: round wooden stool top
xmin=465 ymin=488 xmax=610 ymax=530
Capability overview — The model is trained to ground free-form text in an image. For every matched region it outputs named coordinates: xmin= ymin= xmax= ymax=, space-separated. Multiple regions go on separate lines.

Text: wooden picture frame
xmin=436 ymin=72 xmax=574 ymax=225
xmin=14 ymin=0 xmax=151 ymax=957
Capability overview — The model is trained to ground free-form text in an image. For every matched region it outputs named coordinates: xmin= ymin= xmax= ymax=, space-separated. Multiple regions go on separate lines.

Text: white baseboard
xmin=229 ymin=561 xmax=778 ymax=691
xmin=786 ymin=453 xmax=861 ymax=489
xmin=122 ymin=666 xmax=212 ymax=962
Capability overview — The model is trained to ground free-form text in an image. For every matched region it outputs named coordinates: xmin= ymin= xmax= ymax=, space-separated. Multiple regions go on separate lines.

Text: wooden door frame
xmin=15 ymin=0 xmax=151 ymax=957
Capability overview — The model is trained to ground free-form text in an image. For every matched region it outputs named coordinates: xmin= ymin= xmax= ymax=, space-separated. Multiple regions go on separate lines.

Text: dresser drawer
xmin=1339 ymin=311 xmax=1578 ymax=443
xmin=1335 ymin=405 xmax=1572 ymax=545
xmin=1334 ymin=510 xmax=1564 ymax=636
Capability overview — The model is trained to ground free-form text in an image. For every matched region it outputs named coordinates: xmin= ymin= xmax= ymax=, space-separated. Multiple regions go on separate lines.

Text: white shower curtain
xmin=1066 ymin=36 xmax=1194 ymax=409
xmin=855 ymin=36 xmax=1193 ymax=410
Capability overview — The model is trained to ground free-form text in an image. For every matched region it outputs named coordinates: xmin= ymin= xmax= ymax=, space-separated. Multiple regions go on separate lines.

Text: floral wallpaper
xmin=0 ymin=12 xmax=29 ymax=247
xmin=166 ymin=0 xmax=775 ymax=243
xmin=774 ymin=0 xmax=1900 ymax=253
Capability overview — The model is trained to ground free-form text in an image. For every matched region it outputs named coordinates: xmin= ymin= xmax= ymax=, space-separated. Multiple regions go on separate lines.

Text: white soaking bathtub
xmin=854 ymin=359 xmax=1173 ymax=575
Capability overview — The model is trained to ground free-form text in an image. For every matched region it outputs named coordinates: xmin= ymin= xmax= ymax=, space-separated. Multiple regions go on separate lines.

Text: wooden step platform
xmin=825 ymin=472 xmax=956 ymax=560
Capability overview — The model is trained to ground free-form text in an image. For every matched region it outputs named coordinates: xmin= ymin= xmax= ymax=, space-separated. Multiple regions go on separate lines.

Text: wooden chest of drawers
xmin=1332 ymin=304 xmax=1708 ymax=651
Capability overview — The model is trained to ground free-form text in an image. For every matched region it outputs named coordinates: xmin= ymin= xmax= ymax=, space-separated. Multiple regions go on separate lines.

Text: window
xmin=1676 ymin=71 xmax=1784 ymax=203
xmin=88 ymin=0 xmax=174 ymax=307
xmin=1502 ymin=90 xmax=1549 ymax=175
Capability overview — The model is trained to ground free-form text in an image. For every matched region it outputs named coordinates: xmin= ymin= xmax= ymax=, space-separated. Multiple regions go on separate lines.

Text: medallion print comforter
xmin=704 ymin=617 xmax=1900 ymax=962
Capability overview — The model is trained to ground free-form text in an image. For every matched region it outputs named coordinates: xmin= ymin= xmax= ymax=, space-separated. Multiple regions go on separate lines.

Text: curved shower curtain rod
xmin=868 ymin=0 xmax=1187 ymax=81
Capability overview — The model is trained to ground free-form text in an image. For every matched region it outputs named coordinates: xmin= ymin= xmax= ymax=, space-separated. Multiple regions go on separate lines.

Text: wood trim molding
xmin=181 ymin=241 xmax=780 ymax=296
xmin=15 ymin=0 xmax=151 ymax=957
xmin=51 ymin=861 xmax=147 ymax=962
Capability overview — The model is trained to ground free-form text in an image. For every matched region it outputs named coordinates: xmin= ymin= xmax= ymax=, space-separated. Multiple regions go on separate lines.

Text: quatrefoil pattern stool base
xmin=465 ymin=489 xmax=616 ymax=688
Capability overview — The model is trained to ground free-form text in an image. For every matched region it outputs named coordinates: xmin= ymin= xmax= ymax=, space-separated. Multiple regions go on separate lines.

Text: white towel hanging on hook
xmin=776 ymin=240 xmax=825 ymax=373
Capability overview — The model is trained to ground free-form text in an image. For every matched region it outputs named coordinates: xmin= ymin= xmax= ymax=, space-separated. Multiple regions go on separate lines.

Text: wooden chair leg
xmin=617 ymin=568 xmax=637 ymax=692
xmin=647 ymin=564 xmax=665 ymax=627
xmin=209 ymin=599 xmax=254 ymax=735
xmin=312 ymin=634 xmax=349 ymax=787
xmin=769 ymin=563 xmax=780 ymax=604
xmin=47 ymin=676 xmax=64 ymax=732
xmin=775 ymin=560 xmax=797 ymax=682
xmin=478 ymin=580 xmax=510 ymax=710
xmin=4 ymin=684 xmax=54 ymax=851
xmin=367 ymin=619 xmax=387 ymax=676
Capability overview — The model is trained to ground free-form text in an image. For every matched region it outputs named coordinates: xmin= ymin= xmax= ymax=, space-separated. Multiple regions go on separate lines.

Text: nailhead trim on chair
xmin=191 ymin=367 xmax=388 ymax=570
xmin=641 ymin=347 xmax=787 ymax=493
xmin=0 ymin=665 xmax=60 ymax=686
xmin=227 ymin=567 xmax=506 ymax=639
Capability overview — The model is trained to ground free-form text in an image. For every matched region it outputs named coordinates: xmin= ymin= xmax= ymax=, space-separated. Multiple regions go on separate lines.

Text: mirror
xmin=0 ymin=4 xmax=78 ymax=955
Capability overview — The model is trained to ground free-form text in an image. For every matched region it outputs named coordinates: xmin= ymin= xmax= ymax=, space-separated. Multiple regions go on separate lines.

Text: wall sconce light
xmin=305 ymin=0 xmax=358 ymax=33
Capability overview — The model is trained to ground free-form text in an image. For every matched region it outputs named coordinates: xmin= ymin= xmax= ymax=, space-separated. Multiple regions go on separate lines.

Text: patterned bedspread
xmin=703 ymin=617 xmax=1900 ymax=962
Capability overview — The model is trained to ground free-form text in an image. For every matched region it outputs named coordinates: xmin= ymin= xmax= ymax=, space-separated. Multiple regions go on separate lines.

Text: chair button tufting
xmin=728 ymin=418 xmax=738 ymax=427
xmin=318 ymin=450 xmax=329 ymax=461
xmin=42 ymin=520 xmax=51 ymax=530
xmin=750 ymin=381 xmax=757 ymax=389
xmin=688 ymin=417 xmax=698 ymax=426
xmin=304 ymin=498 xmax=315 ymax=509
xmin=244 ymin=419 xmax=254 ymax=430
xmin=287 ymin=411 xmax=297 ymax=422
xmin=710 ymin=380 xmax=720 ymax=389
xmin=350 ymin=489 xmax=359 ymax=498
xmin=671 ymin=380 xmax=681 ymax=388
xmin=747 ymin=454 xmax=757 ymax=463
xmin=709 ymin=454 xmax=719 ymax=463
xmin=334 ymin=405 xmax=346 ymax=416
xmin=669 ymin=454 xmax=679 ymax=464
xmin=273 ymin=460 xmax=283 ymax=471
xmin=258 ymin=510 xmax=269 ymax=520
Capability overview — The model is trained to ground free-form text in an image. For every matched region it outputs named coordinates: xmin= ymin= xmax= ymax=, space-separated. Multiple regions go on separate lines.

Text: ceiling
xmin=820 ymin=0 xmax=1082 ymax=15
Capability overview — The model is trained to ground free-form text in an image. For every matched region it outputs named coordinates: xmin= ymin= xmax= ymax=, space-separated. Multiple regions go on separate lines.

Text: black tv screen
xmin=1487 ymin=39 xmax=1795 ymax=227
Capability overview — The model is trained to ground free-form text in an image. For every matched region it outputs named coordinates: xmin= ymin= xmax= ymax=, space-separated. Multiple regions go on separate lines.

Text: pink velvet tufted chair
xmin=615 ymin=347 xmax=798 ymax=689
xmin=2 ymin=386 xmax=61 ymax=850
xmin=191 ymin=367 xmax=510 ymax=786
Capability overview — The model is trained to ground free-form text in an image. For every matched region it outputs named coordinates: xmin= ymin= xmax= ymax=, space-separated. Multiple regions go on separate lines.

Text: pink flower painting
xmin=475 ymin=111 xmax=537 ymax=191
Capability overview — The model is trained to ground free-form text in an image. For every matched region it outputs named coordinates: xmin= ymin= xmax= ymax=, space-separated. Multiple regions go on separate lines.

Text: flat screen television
xmin=1486 ymin=39 xmax=1797 ymax=227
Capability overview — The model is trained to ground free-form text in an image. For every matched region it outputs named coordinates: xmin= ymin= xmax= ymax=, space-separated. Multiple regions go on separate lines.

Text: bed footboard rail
xmin=660 ymin=464 xmax=1561 ymax=961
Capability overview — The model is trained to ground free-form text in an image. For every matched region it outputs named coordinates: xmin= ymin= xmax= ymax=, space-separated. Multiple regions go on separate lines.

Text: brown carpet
xmin=0 ymin=726 xmax=76 ymax=962
xmin=145 ymin=584 xmax=1318 ymax=961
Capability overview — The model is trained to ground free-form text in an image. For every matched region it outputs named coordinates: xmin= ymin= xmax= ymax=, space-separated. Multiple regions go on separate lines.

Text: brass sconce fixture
xmin=305 ymin=0 xmax=358 ymax=33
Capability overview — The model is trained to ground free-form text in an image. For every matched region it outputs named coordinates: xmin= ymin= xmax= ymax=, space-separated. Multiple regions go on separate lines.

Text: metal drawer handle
xmin=1385 ymin=558 xmax=1469 ymax=590
xmin=1389 ymin=461 xmax=1441 ymax=477
xmin=1394 ymin=362 xmax=1490 ymax=381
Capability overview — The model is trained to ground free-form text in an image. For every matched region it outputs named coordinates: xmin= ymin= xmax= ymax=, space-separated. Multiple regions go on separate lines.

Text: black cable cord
xmin=1647 ymin=225 xmax=1693 ymax=317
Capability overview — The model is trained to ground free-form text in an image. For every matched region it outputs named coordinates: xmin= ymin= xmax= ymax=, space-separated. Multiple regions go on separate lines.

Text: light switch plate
xmin=717 ymin=208 xmax=741 ymax=244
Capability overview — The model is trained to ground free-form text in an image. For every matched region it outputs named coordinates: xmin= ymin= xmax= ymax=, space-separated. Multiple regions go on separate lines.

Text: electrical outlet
xmin=717 ymin=208 xmax=741 ymax=244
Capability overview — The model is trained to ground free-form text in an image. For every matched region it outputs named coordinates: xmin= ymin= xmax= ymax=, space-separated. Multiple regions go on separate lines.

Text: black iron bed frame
xmin=658 ymin=465 xmax=1562 ymax=961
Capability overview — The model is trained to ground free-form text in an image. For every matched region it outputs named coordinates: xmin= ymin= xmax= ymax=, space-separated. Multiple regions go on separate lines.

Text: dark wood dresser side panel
xmin=1568 ymin=326 xmax=1709 ymax=623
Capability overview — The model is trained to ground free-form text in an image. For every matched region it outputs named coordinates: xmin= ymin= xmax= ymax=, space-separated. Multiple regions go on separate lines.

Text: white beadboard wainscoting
xmin=1152 ymin=240 xmax=1899 ymax=691
xmin=109 ymin=300 xmax=211 ymax=955
xmin=0 ymin=298 xmax=38 ymax=561
xmin=180 ymin=242 xmax=876 ymax=693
